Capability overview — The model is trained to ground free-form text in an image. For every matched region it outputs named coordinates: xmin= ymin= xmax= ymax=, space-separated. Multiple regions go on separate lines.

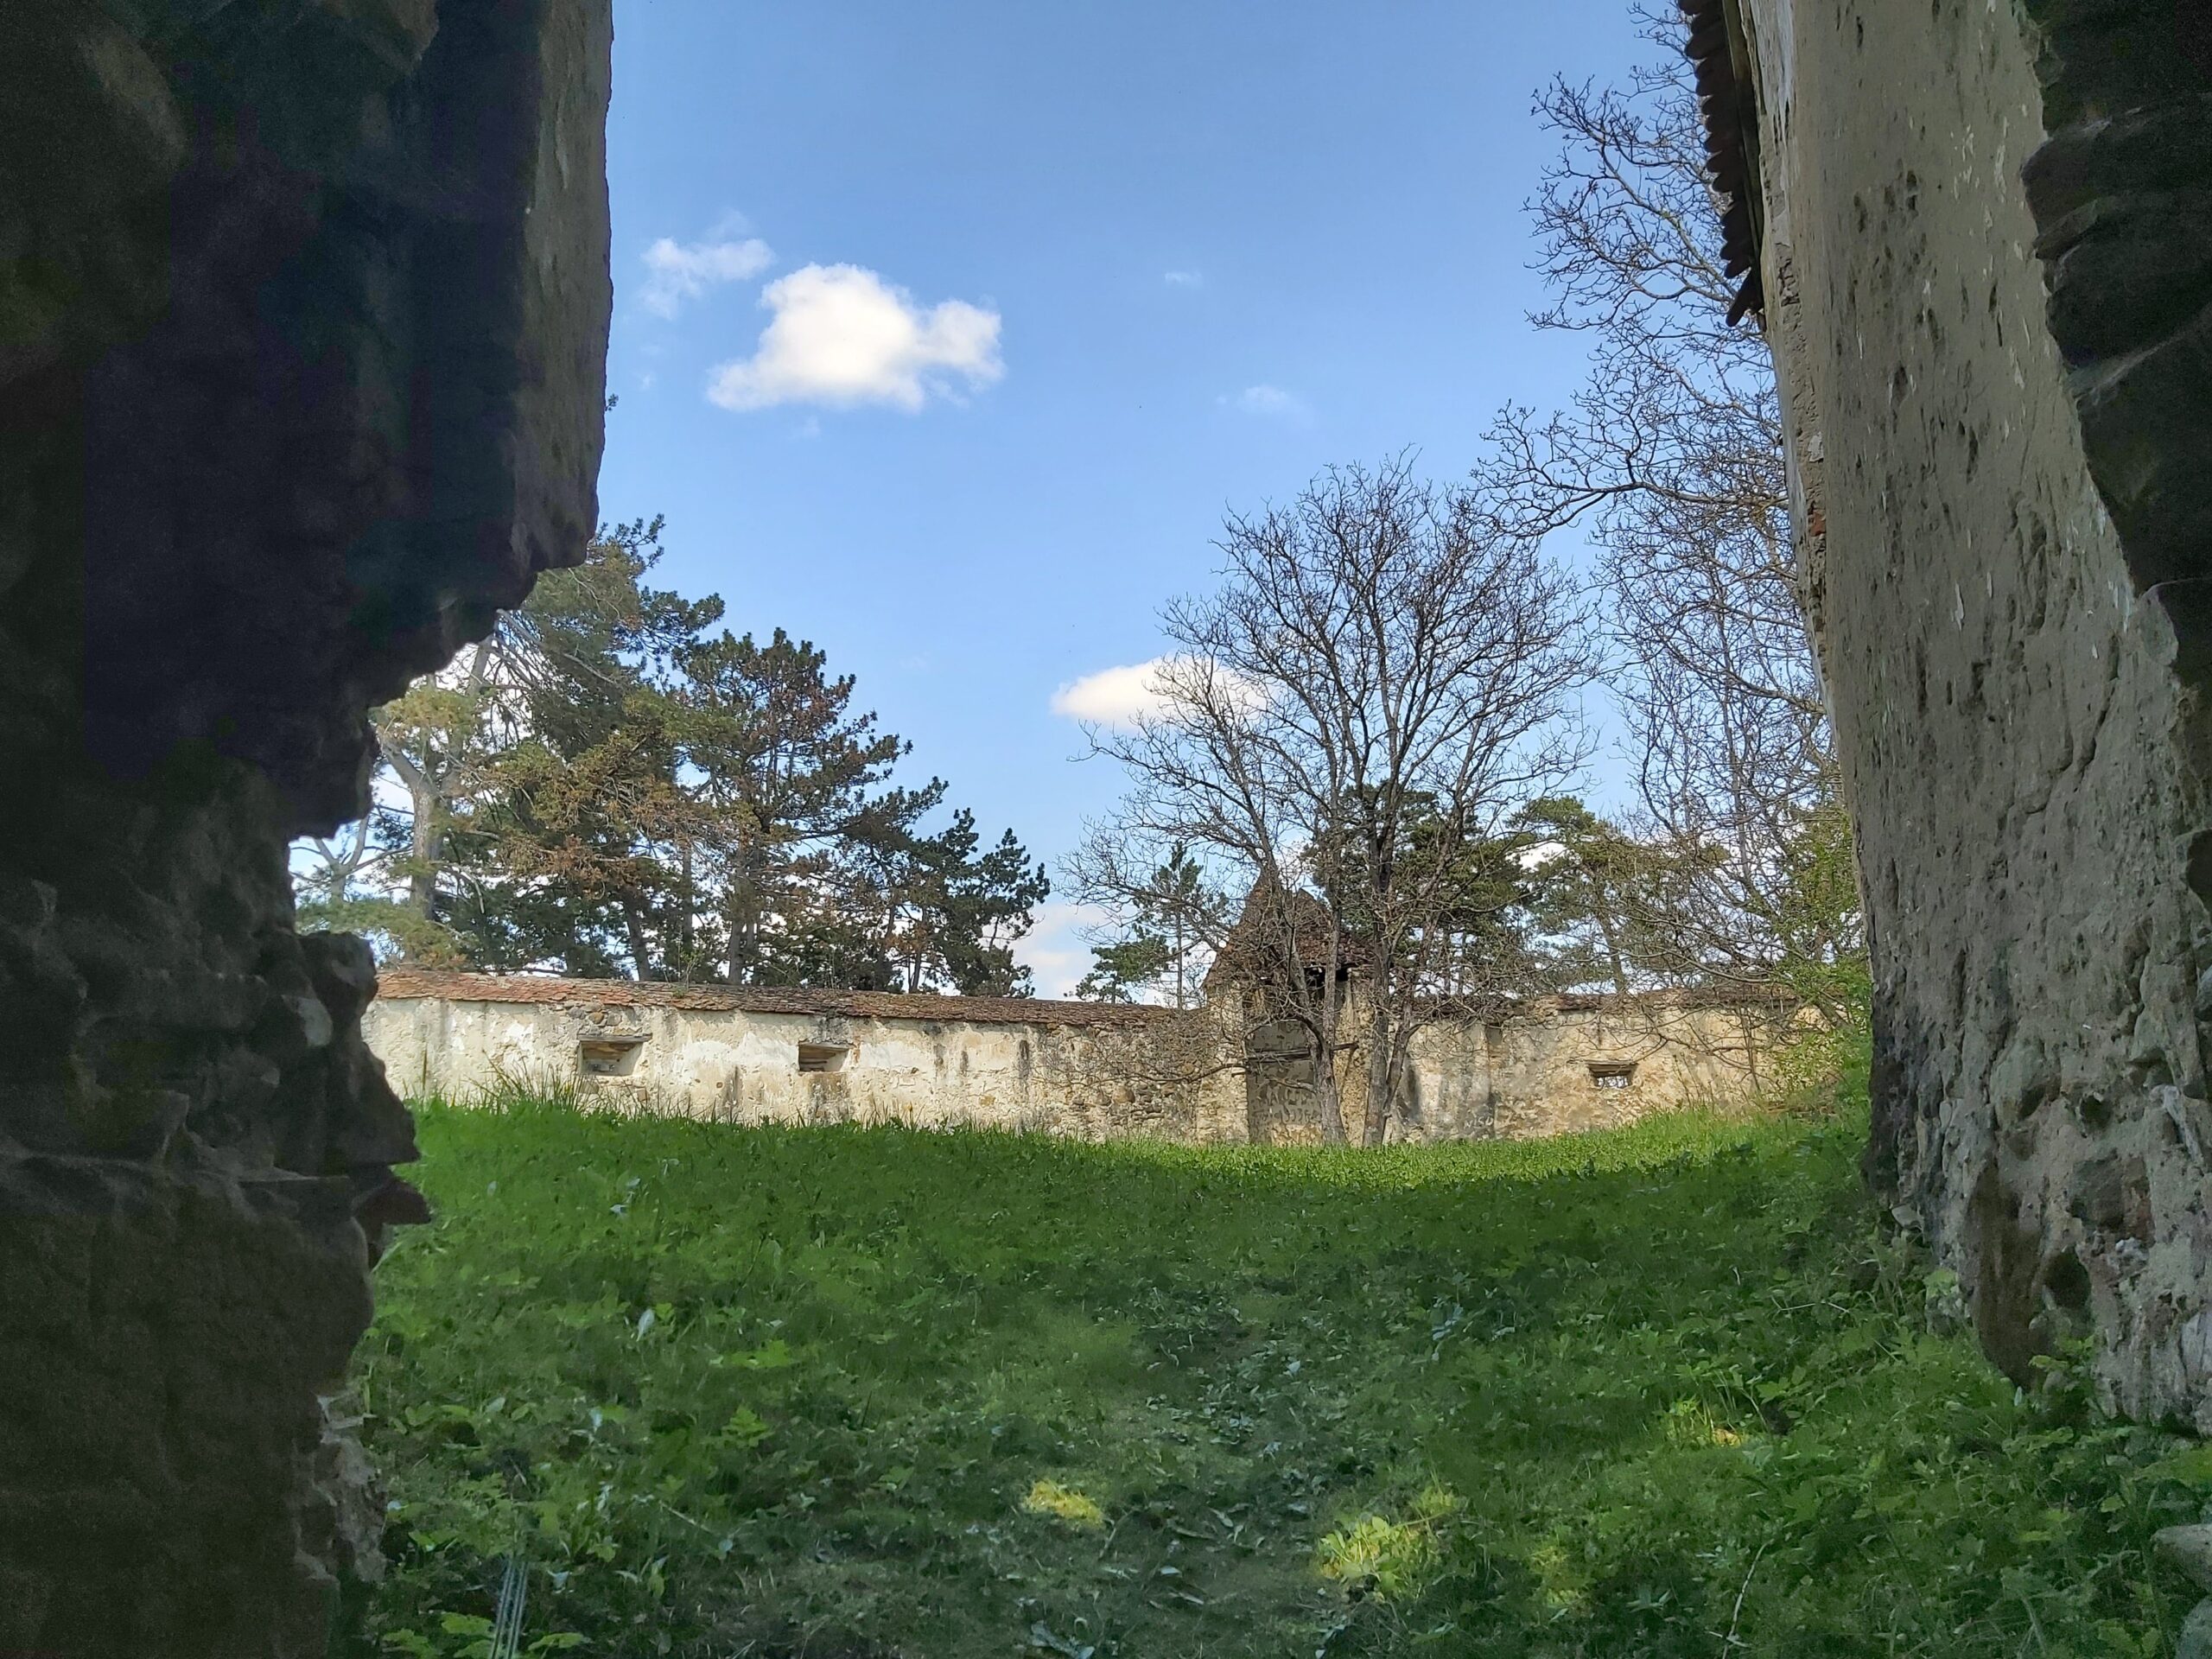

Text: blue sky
xmin=598 ymin=2 xmax=1652 ymax=994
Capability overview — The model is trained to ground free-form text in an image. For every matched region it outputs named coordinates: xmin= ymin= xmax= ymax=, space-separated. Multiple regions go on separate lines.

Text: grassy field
xmin=342 ymin=1096 xmax=2209 ymax=1658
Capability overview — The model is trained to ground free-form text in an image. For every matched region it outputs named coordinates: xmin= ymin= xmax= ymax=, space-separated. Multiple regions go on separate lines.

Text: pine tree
xmin=677 ymin=627 xmax=908 ymax=986
xmin=298 ymin=520 xmax=1049 ymax=995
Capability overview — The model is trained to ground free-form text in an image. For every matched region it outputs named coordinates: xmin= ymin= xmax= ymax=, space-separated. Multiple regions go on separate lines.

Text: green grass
xmin=343 ymin=1097 xmax=2209 ymax=1657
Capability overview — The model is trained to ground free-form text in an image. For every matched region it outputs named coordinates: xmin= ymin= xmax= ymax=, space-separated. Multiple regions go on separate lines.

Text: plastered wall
xmin=1244 ymin=997 xmax=1779 ymax=1145
xmin=365 ymin=981 xmax=1777 ymax=1148
xmin=365 ymin=991 xmax=1250 ymax=1143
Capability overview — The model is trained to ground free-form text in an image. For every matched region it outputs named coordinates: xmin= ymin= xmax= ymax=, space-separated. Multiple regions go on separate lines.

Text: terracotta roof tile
xmin=372 ymin=969 xmax=1178 ymax=1030
xmin=1427 ymin=982 xmax=1803 ymax=1020
xmin=1678 ymin=0 xmax=1764 ymax=322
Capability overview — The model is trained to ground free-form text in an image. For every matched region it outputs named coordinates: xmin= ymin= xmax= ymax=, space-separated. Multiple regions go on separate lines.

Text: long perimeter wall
xmin=365 ymin=970 xmax=1785 ymax=1147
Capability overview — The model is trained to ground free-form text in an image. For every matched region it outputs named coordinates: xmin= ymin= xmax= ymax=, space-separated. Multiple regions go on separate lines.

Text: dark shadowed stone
xmin=2159 ymin=1525 xmax=2212 ymax=1592
xmin=0 ymin=1 xmax=611 ymax=1651
xmin=2021 ymin=20 xmax=2212 ymax=596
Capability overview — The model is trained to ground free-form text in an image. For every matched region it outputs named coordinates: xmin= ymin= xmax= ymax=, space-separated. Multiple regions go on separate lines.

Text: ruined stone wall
xmin=362 ymin=977 xmax=1777 ymax=1147
xmin=362 ymin=983 xmax=1250 ymax=1144
xmin=1399 ymin=1000 xmax=1781 ymax=1143
xmin=1726 ymin=0 xmax=2212 ymax=1424
xmin=0 ymin=4 xmax=612 ymax=1651
xmin=1243 ymin=995 xmax=1782 ymax=1146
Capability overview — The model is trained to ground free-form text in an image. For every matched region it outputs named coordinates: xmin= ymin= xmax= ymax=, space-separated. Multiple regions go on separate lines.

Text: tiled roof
xmin=1429 ymin=982 xmax=1804 ymax=1020
xmin=1204 ymin=880 xmax=1369 ymax=990
xmin=1679 ymin=0 xmax=1764 ymax=322
xmin=372 ymin=969 xmax=1796 ymax=1029
xmin=372 ymin=969 xmax=1179 ymax=1030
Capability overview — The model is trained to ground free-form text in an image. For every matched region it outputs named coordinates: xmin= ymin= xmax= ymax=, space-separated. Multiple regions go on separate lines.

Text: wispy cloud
xmin=1224 ymin=383 xmax=1309 ymax=420
xmin=638 ymin=229 xmax=775 ymax=318
xmin=1163 ymin=269 xmax=1204 ymax=289
xmin=707 ymin=264 xmax=1002 ymax=413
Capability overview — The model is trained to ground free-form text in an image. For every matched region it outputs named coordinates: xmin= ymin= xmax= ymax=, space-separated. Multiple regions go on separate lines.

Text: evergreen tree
xmin=296 ymin=521 xmax=1050 ymax=995
xmin=677 ymin=627 xmax=907 ymax=986
xmin=1071 ymin=844 xmax=1225 ymax=1006
xmin=1512 ymin=797 xmax=1654 ymax=996
xmin=448 ymin=518 xmax=717 ymax=976
xmin=1074 ymin=928 xmax=1173 ymax=1003
xmin=895 ymin=810 xmax=1051 ymax=996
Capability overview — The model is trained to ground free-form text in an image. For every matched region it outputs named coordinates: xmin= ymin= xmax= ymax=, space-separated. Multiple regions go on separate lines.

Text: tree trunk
xmin=406 ymin=785 xmax=439 ymax=919
xmin=1311 ymin=988 xmax=1349 ymax=1144
xmin=1361 ymin=1000 xmax=1393 ymax=1147
xmin=677 ymin=842 xmax=696 ymax=976
xmin=726 ymin=860 xmax=756 ymax=986
xmin=1312 ymin=1052 xmax=1348 ymax=1144
xmin=1592 ymin=882 xmax=1633 ymax=999
xmin=375 ymin=734 xmax=442 ymax=929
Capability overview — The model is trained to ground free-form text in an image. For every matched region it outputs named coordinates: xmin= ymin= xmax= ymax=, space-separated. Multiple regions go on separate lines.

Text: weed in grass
xmin=1022 ymin=1480 xmax=1108 ymax=1530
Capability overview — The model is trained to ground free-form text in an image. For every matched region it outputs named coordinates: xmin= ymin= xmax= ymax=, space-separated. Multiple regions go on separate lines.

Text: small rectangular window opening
xmin=580 ymin=1035 xmax=646 ymax=1077
xmin=798 ymin=1043 xmax=849 ymax=1074
xmin=1588 ymin=1061 xmax=1637 ymax=1090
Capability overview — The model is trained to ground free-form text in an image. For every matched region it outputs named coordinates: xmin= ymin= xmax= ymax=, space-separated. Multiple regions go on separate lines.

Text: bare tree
xmin=1083 ymin=457 xmax=1592 ymax=1144
xmin=1478 ymin=10 xmax=1863 ymax=1021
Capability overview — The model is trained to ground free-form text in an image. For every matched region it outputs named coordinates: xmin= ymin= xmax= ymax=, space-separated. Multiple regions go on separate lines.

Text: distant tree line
xmin=295 ymin=518 xmax=1047 ymax=995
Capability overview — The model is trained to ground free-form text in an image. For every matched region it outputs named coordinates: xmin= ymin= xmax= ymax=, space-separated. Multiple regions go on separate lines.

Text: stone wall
xmin=364 ymin=972 xmax=1780 ymax=1146
xmin=365 ymin=972 xmax=1251 ymax=1142
xmin=1717 ymin=0 xmax=2212 ymax=1425
xmin=0 ymin=4 xmax=612 ymax=1652
xmin=1241 ymin=992 xmax=1783 ymax=1145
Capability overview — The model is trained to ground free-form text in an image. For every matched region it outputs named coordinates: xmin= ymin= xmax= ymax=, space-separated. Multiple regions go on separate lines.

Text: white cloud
xmin=1163 ymin=269 xmax=1204 ymax=288
xmin=1516 ymin=839 xmax=1568 ymax=873
xmin=1052 ymin=658 xmax=1176 ymax=729
xmin=639 ymin=232 xmax=774 ymax=318
xmin=1051 ymin=656 xmax=1268 ymax=730
xmin=1224 ymin=383 xmax=1308 ymax=419
xmin=707 ymin=264 xmax=1003 ymax=413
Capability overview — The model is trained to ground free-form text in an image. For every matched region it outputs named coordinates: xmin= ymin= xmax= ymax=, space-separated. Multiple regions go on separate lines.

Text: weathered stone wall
xmin=0 ymin=4 xmax=612 ymax=1651
xmin=1402 ymin=998 xmax=1780 ymax=1142
xmin=364 ymin=974 xmax=1778 ymax=1147
xmin=1243 ymin=994 xmax=1781 ymax=1145
xmin=1725 ymin=0 xmax=2212 ymax=1424
xmin=366 ymin=976 xmax=1250 ymax=1142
